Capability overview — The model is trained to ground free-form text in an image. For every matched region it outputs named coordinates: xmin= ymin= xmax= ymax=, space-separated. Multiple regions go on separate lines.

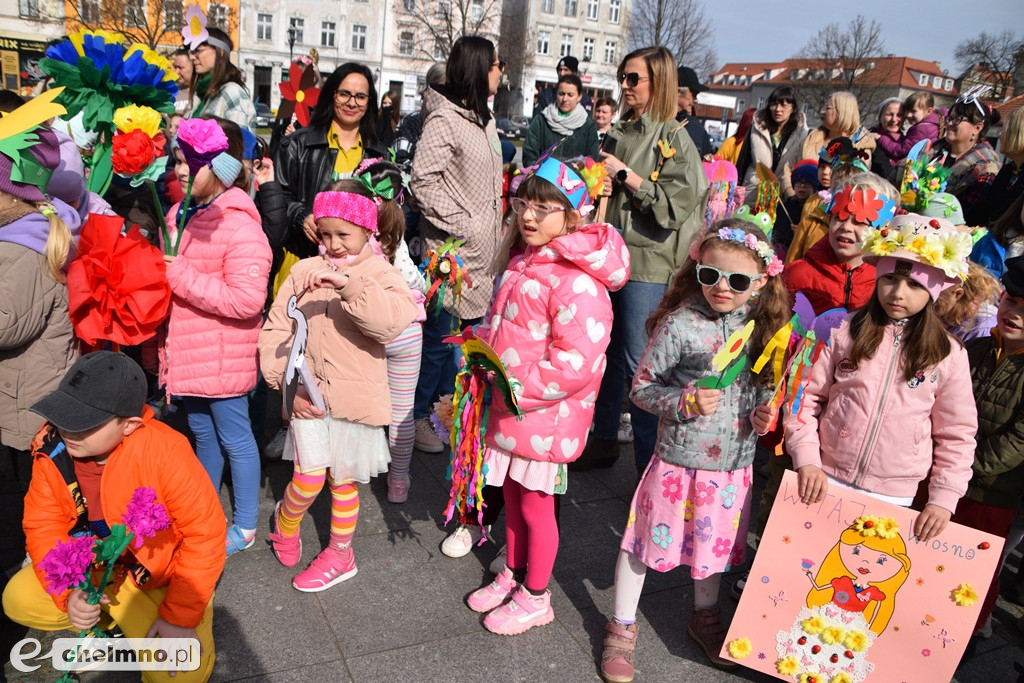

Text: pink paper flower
xmin=122 ymin=487 xmax=171 ymax=548
xmin=176 ymin=118 xmax=229 ymax=176
xmin=39 ymin=535 xmax=95 ymax=595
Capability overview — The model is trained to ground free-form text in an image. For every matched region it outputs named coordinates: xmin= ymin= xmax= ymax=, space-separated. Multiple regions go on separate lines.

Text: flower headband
xmin=851 ymin=515 xmax=899 ymax=539
xmin=313 ymin=191 xmax=378 ymax=233
xmin=862 ymin=215 xmax=972 ymax=281
xmin=714 ymin=227 xmax=784 ymax=277
xmin=826 ymin=186 xmax=897 ymax=229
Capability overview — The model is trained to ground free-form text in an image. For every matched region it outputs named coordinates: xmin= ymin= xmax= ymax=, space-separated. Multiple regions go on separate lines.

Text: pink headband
xmin=312 ymin=191 xmax=378 ymax=233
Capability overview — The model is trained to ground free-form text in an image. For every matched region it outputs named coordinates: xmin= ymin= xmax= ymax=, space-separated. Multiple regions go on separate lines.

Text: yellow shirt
xmin=327 ymin=126 xmax=363 ymax=179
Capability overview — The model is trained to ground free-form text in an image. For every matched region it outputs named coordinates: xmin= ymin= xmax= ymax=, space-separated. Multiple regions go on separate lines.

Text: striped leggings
xmin=385 ymin=323 xmax=422 ymax=480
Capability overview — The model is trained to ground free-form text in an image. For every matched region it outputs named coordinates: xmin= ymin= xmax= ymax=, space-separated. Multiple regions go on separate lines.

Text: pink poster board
xmin=722 ymin=470 xmax=1004 ymax=682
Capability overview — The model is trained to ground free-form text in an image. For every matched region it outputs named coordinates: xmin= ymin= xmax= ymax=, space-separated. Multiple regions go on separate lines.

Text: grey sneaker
xmin=414 ymin=418 xmax=445 ymax=453
xmin=617 ymin=413 xmax=634 ymax=443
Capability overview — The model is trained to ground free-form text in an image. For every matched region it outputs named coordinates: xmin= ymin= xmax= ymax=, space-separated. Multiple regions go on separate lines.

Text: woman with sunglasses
xmin=735 ymin=86 xmax=808 ymax=203
xmin=187 ymin=27 xmax=257 ymax=132
xmin=410 ymin=37 xmax=506 ymax=544
xmin=931 ymin=91 xmax=1002 ymax=227
xmin=274 ymin=64 xmax=387 ymax=270
xmin=579 ymin=46 xmax=709 ymax=476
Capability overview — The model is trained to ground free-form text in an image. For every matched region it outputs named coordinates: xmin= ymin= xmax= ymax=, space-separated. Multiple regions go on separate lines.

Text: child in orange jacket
xmin=1 ymin=351 xmax=226 ymax=682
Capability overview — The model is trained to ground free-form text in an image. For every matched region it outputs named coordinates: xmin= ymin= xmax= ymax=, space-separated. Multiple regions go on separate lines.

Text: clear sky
xmin=702 ymin=1 xmax=1024 ymax=77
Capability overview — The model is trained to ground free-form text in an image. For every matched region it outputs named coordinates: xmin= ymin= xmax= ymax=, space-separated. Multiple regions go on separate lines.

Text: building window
xmin=399 ymin=31 xmax=415 ymax=56
xmin=918 ymin=73 xmax=929 ymax=87
xmin=736 ymin=98 xmax=745 ymax=112
xmin=437 ymin=0 xmax=451 ymax=18
xmin=564 ymin=0 xmax=577 ymax=16
xmin=586 ymin=0 xmax=598 ymax=20
xmin=756 ymin=96 xmax=765 ymax=109
xmin=80 ymin=0 xmax=100 ymax=23
xmin=433 ymin=40 xmax=445 ymax=59
xmin=470 ymin=0 xmax=483 ymax=22
xmin=351 ymin=24 xmax=367 ymax=51
xmin=257 ymin=13 xmax=273 ymax=41
xmin=560 ymin=33 xmax=573 ymax=57
xmin=537 ymin=30 xmax=550 ymax=55
xmin=321 ymin=21 xmax=336 ymax=47
xmin=541 ymin=0 xmax=553 ymax=11
xmin=208 ymin=3 xmax=228 ymax=30
xmin=164 ymin=0 xmax=184 ymax=32
xmin=19 ymin=0 xmax=39 ymax=18
xmin=944 ymin=78 xmax=953 ymax=91
xmin=603 ymin=40 xmax=615 ymax=65
xmin=582 ymin=37 xmax=594 ymax=61
xmin=124 ymin=0 xmax=145 ymax=28
xmin=289 ymin=17 xmax=305 ymax=45
xmin=608 ymin=0 xmax=620 ymax=23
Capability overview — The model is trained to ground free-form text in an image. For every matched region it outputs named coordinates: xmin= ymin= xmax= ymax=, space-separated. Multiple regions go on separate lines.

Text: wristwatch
xmin=616 ymin=167 xmax=632 ymax=183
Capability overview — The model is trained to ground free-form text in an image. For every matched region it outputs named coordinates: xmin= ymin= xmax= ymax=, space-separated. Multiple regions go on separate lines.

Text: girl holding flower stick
xmin=601 ymin=219 xmax=791 ymax=678
xmin=161 ymin=116 xmax=271 ymax=556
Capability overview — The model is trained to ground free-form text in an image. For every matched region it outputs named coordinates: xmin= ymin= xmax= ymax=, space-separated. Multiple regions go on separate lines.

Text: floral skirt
xmin=483 ymin=446 xmax=567 ymax=495
xmin=620 ymin=456 xmax=752 ymax=578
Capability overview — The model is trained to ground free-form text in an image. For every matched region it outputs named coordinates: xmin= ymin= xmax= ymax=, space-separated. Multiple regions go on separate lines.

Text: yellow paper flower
xmin=952 ymin=583 xmax=979 ymax=607
xmin=869 ymin=238 xmax=899 ymax=256
xmin=801 ymin=616 xmax=826 ymax=635
xmin=798 ymin=673 xmax=826 ymax=683
xmin=821 ymin=625 xmax=845 ymax=645
xmin=776 ymin=656 xmax=800 ymax=675
xmin=876 ymin=517 xmax=899 ymax=539
xmin=831 ymin=674 xmax=854 ymax=683
xmin=68 ymin=29 xmax=126 ymax=56
xmin=851 ymin=516 xmax=879 ymax=537
xmin=710 ymin=320 xmax=754 ymax=371
xmin=113 ymin=104 xmax=163 ymax=137
xmin=727 ymin=637 xmax=752 ymax=659
xmin=843 ymin=629 xmax=868 ymax=652
xmin=126 ymin=44 xmax=177 ymax=82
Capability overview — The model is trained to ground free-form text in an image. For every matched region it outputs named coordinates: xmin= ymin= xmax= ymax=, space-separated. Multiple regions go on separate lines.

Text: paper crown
xmin=533 ymin=157 xmax=595 ymax=216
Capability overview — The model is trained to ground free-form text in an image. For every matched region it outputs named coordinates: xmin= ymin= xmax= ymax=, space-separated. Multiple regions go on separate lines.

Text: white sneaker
xmin=488 ymin=545 xmax=508 ymax=575
xmin=441 ymin=524 xmax=486 ymax=558
xmin=265 ymin=426 xmax=288 ymax=460
xmin=978 ymin=615 xmax=993 ymax=639
xmin=415 ymin=418 xmax=445 ymax=453
xmin=617 ymin=413 xmax=634 ymax=444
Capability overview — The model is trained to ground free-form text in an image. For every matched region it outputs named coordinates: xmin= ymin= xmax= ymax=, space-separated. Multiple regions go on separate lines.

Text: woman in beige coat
xmin=802 ymin=91 xmax=875 ymax=160
xmin=737 ymin=86 xmax=808 ymax=201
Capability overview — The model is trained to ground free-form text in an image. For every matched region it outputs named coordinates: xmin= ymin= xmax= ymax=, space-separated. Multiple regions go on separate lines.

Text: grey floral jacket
xmin=630 ymin=297 xmax=770 ymax=471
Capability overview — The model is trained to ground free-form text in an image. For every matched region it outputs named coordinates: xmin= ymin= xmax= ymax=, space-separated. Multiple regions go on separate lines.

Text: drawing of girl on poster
xmin=805 ymin=515 xmax=911 ymax=635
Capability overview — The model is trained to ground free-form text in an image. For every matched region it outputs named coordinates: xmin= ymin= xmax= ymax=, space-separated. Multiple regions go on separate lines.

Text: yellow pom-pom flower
xmin=843 ymin=629 xmax=869 ymax=652
xmin=952 ymin=583 xmax=979 ymax=607
xmin=801 ymin=616 xmax=826 ymax=635
xmin=831 ymin=673 xmax=854 ymax=683
xmin=727 ymin=638 xmax=752 ymax=659
xmin=776 ymin=656 xmax=800 ymax=675
xmin=821 ymin=625 xmax=845 ymax=645
xmin=113 ymin=104 xmax=163 ymax=137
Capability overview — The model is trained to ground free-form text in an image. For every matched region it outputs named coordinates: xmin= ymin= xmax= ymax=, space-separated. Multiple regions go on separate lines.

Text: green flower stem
xmin=148 ymin=180 xmax=170 ymax=250
xmin=85 ymin=532 xmax=134 ymax=606
xmin=173 ymin=177 xmax=194 ymax=256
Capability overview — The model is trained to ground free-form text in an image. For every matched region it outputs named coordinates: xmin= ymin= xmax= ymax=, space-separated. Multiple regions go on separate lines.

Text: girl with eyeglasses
xmin=187 ymin=27 xmax=257 ymax=132
xmin=576 ymin=45 xmax=709 ymax=477
xmin=736 ymin=86 xmax=809 ymax=203
xmin=930 ymin=92 xmax=1002 ymax=226
xmin=600 ymin=219 xmax=790 ymax=678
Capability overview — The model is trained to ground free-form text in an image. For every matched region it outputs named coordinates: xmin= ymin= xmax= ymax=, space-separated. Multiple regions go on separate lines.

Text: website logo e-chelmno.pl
xmin=10 ymin=637 xmax=200 ymax=674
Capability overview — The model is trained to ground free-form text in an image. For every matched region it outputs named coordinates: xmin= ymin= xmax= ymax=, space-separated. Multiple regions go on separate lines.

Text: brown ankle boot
xmin=687 ymin=604 xmax=738 ymax=669
xmin=600 ymin=620 xmax=638 ymax=682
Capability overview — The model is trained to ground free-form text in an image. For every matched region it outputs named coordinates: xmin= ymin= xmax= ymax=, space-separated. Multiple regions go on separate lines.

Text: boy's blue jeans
xmin=184 ymin=395 xmax=260 ymax=530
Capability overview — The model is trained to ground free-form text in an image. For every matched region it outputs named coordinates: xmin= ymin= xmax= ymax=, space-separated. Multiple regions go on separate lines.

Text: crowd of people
xmin=0 ymin=19 xmax=1023 ymax=683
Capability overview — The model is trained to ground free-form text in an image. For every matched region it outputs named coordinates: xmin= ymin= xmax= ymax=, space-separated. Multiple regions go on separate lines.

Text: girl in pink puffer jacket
xmin=463 ymin=157 xmax=629 ymax=635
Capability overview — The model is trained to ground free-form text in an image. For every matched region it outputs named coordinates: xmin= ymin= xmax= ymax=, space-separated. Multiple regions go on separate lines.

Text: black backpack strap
xmin=36 ymin=427 xmax=90 ymax=538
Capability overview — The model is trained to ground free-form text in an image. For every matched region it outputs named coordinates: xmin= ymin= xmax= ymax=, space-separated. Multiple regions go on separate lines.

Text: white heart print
xmin=585 ymin=249 xmax=607 ymax=270
xmin=556 ymin=349 xmax=584 ymax=371
xmin=494 ymin=433 xmax=517 ymax=450
xmin=500 ymin=347 xmax=520 ymax=368
xmin=560 ymin=438 xmax=579 ymax=457
xmin=520 ymin=278 xmax=541 ymax=299
xmin=572 ymin=275 xmax=597 ymax=296
xmin=556 ymin=303 xmax=577 ymax=325
xmin=542 ymin=382 xmax=567 ymax=400
xmin=608 ymin=268 xmax=626 ymax=287
xmin=528 ymin=320 xmax=550 ymax=340
xmin=504 ymin=302 xmax=518 ymax=321
xmin=586 ymin=318 xmax=607 ymax=343
xmin=548 ymin=274 xmax=561 ymax=288
xmin=531 ymin=434 xmax=553 ymax=454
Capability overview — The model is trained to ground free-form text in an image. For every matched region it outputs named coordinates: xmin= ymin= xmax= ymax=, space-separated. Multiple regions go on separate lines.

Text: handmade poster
xmin=722 ymin=470 xmax=1003 ymax=682
xmin=283 ymin=292 xmax=325 ymax=418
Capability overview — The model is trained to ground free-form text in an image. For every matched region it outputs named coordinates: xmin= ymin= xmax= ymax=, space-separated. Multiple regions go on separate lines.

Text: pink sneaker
xmin=268 ymin=501 xmax=302 ymax=567
xmin=467 ymin=566 xmax=519 ymax=613
xmin=387 ymin=473 xmax=410 ymax=504
xmin=482 ymin=585 xmax=554 ymax=635
xmin=292 ymin=546 xmax=358 ymax=592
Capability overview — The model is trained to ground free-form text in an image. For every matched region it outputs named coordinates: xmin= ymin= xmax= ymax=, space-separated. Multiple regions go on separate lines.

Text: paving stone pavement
xmin=4 ymin=426 xmax=1024 ymax=682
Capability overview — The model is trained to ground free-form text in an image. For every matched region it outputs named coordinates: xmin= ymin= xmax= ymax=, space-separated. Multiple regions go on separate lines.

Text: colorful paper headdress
xmin=819 ymin=136 xmax=869 ymax=171
xmin=278 ymin=60 xmax=321 ymax=127
xmin=182 ymin=3 xmax=209 ymax=50
xmin=862 ymin=213 xmax=972 ymax=283
xmin=826 ymin=185 xmax=897 ymax=229
xmin=898 ymin=139 xmax=953 ymax=215
xmin=0 ymin=87 xmax=66 ymax=202
xmin=702 ymin=158 xmax=743 ymax=229
xmin=533 ymin=157 xmax=597 ymax=216
xmin=955 ymin=85 xmax=992 ymax=118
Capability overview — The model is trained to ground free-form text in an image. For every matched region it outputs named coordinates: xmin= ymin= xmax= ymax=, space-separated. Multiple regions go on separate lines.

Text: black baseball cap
xmin=31 ymin=351 xmax=147 ymax=432
xmin=557 ymin=56 xmax=579 ymax=72
xmin=677 ymin=66 xmax=707 ymax=94
xmin=1003 ymin=255 xmax=1024 ymax=298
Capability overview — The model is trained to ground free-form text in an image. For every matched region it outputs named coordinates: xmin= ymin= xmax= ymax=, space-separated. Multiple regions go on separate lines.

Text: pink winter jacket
xmin=482 ymin=222 xmax=630 ymax=464
xmin=160 ymin=187 xmax=272 ymax=397
xmin=786 ymin=318 xmax=977 ymax=513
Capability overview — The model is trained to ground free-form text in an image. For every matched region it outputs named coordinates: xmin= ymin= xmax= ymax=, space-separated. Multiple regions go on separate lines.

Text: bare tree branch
xmin=953 ymin=30 xmax=1023 ymax=97
xmin=792 ymin=15 xmax=888 ymax=112
xmin=628 ymin=0 xmax=717 ymax=79
xmin=394 ymin=0 xmax=500 ymax=63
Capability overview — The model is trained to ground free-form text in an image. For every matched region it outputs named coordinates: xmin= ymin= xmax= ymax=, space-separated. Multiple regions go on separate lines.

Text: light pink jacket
xmin=786 ymin=318 xmax=977 ymax=513
xmin=482 ymin=222 xmax=629 ymax=464
xmin=160 ymin=187 xmax=272 ymax=397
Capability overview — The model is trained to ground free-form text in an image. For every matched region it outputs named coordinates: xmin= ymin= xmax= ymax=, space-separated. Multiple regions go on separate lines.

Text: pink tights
xmin=504 ymin=478 xmax=559 ymax=593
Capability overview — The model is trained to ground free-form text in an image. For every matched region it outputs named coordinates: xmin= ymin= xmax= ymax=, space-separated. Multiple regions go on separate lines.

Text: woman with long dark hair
xmin=187 ymin=27 xmax=256 ymax=131
xmin=736 ymin=86 xmax=808 ymax=201
xmin=410 ymin=36 xmax=505 ymax=553
xmin=273 ymin=63 xmax=386 ymax=266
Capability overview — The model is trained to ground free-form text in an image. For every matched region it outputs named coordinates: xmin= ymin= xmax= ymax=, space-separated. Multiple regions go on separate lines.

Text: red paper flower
xmin=847 ymin=189 xmax=885 ymax=225
xmin=828 ymin=186 xmax=852 ymax=219
xmin=278 ymin=61 xmax=321 ymax=127
xmin=111 ymin=129 xmax=160 ymax=175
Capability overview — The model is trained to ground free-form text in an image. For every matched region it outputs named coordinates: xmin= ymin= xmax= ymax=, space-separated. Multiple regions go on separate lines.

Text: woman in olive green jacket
xmin=578 ymin=46 xmax=709 ymax=474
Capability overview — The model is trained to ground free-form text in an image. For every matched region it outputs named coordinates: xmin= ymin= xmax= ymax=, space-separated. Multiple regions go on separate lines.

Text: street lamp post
xmin=287 ymin=26 xmax=296 ymax=61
